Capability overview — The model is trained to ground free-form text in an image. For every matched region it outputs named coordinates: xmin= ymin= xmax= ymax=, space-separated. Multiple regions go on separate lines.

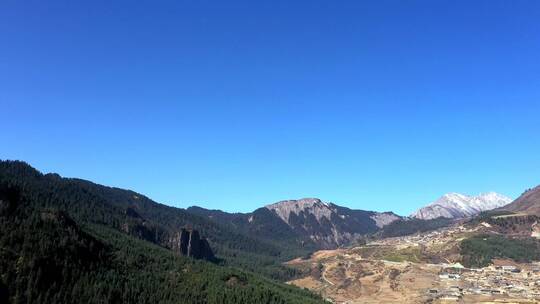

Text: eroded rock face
xmin=118 ymin=206 xmax=214 ymax=261
xmin=370 ymin=212 xmax=401 ymax=228
xmin=265 ymin=198 xmax=401 ymax=248
xmin=171 ymin=228 xmax=214 ymax=261
xmin=266 ymin=198 xmax=332 ymax=223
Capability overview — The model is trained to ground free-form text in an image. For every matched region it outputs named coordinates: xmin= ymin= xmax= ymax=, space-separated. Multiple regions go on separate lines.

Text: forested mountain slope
xmin=186 ymin=206 xmax=320 ymax=252
xmin=0 ymin=160 xmax=313 ymax=279
xmin=0 ymin=160 xmax=326 ymax=303
xmin=189 ymin=198 xmax=400 ymax=249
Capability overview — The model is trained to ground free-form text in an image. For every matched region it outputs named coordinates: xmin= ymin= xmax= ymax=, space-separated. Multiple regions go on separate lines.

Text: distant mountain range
xmin=3 ymin=159 xmax=539 ymax=304
xmin=189 ymin=193 xmax=516 ymax=247
xmin=411 ymin=192 xmax=512 ymax=220
xmin=189 ymin=198 xmax=400 ymax=249
xmin=265 ymin=198 xmax=400 ymax=247
xmin=0 ymin=160 xmax=327 ymax=303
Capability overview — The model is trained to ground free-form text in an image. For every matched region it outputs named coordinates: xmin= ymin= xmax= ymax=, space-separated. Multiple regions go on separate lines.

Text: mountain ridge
xmin=500 ymin=186 xmax=540 ymax=215
xmin=0 ymin=160 xmax=310 ymax=280
xmin=0 ymin=159 xmax=327 ymax=303
xmin=411 ymin=192 xmax=512 ymax=220
xmin=190 ymin=197 xmax=401 ymax=249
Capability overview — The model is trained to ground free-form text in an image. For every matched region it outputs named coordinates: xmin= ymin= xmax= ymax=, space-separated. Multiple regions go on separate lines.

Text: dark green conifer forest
xmin=0 ymin=160 xmax=326 ymax=304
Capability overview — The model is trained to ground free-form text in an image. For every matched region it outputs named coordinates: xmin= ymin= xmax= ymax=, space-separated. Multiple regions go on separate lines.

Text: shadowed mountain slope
xmin=0 ymin=160 xmax=318 ymax=281
xmin=189 ymin=198 xmax=400 ymax=249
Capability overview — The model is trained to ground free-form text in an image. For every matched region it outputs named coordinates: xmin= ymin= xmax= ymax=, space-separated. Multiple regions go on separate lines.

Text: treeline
xmin=377 ymin=217 xmax=453 ymax=238
xmin=0 ymin=160 xmax=309 ymax=281
xmin=460 ymin=234 xmax=540 ymax=267
xmin=187 ymin=206 xmax=319 ymax=259
xmin=0 ymin=160 xmax=326 ymax=303
xmin=484 ymin=214 xmax=538 ymax=230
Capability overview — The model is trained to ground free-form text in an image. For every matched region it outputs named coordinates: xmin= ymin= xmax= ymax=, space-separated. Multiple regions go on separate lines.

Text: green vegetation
xmin=378 ymin=217 xmax=453 ymax=238
xmin=468 ymin=210 xmax=517 ymax=224
xmin=468 ymin=211 xmax=539 ymax=237
xmin=460 ymin=234 xmax=540 ymax=268
xmin=186 ymin=206 xmax=317 ymax=271
xmin=0 ymin=160 xmax=309 ymax=281
xmin=189 ymin=201 xmax=383 ymax=251
xmin=0 ymin=160 xmax=326 ymax=303
xmin=485 ymin=214 xmax=538 ymax=227
xmin=381 ymin=246 xmax=423 ymax=263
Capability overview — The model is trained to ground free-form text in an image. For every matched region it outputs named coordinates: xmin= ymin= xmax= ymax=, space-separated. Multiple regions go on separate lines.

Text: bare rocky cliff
xmin=265 ymin=198 xmax=400 ymax=248
xmin=170 ymin=228 xmax=215 ymax=260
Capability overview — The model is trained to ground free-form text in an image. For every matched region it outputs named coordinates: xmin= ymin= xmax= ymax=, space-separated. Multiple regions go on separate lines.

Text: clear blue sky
xmin=1 ymin=1 xmax=539 ymax=215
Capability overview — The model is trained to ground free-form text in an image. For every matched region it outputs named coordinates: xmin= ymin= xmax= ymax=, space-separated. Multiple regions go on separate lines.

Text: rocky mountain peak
xmin=442 ymin=192 xmax=469 ymax=200
xmin=370 ymin=212 xmax=401 ymax=228
xmin=266 ymin=198 xmax=326 ymax=209
xmin=261 ymin=197 xmax=401 ymax=248
xmin=412 ymin=192 xmax=512 ymax=220
xmin=265 ymin=198 xmax=331 ymax=224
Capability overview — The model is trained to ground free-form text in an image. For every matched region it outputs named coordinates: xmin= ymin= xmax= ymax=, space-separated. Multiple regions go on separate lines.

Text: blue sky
xmin=1 ymin=1 xmax=539 ymax=215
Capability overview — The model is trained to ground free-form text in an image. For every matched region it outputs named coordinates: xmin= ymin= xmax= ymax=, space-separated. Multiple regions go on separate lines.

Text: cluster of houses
xmin=428 ymin=263 xmax=540 ymax=301
xmin=371 ymin=225 xmax=470 ymax=248
xmin=365 ymin=224 xmax=540 ymax=302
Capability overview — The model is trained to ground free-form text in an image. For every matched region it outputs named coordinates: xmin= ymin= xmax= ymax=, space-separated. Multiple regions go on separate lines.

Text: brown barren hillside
xmin=501 ymin=185 xmax=540 ymax=215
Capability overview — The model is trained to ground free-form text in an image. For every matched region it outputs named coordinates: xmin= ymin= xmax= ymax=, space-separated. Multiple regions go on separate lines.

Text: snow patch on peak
xmin=411 ymin=192 xmax=512 ymax=220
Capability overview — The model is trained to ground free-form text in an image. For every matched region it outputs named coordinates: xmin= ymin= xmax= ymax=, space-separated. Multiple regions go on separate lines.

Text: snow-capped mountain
xmin=411 ymin=192 xmax=512 ymax=220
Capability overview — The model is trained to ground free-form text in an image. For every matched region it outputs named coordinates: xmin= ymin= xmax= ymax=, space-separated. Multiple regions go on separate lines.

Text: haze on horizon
xmin=1 ymin=1 xmax=539 ymax=215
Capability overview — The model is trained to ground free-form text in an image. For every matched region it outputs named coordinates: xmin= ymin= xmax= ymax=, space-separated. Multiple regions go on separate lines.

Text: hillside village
xmin=288 ymin=222 xmax=540 ymax=303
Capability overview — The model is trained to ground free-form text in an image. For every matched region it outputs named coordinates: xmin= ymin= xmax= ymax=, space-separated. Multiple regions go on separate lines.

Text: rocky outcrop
xmin=189 ymin=199 xmax=401 ymax=250
xmin=265 ymin=198 xmax=401 ymax=248
xmin=117 ymin=207 xmax=214 ymax=261
xmin=266 ymin=198 xmax=332 ymax=224
xmin=370 ymin=212 xmax=401 ymax=228
xmin=171 ymin=228 xmax=214 ymax=260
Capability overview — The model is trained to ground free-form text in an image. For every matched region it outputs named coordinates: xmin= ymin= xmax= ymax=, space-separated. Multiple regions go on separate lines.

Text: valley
xmin=2 ymin=160 xmax=540 ymax=304
xmin=287 ymin=218 xmax=540 ymax=303
xmin=5 ymin=1 xmax=539 ymax=303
